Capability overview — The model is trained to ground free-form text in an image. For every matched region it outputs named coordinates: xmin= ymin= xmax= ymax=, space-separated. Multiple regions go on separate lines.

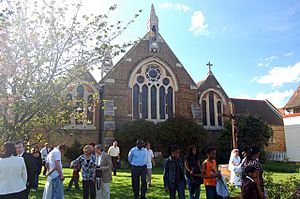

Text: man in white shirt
xmin=145 ymin=142 xmax=155 ymax=187
xmin=40 ymin=143 xmax=50 ymax=175
xmin=94 ymin=144 xmax=112 ymax=199
xmin=107 ymin=141 xmax=120 ymax=176
xmin=43 ymin=144 xmax=66 ymax=199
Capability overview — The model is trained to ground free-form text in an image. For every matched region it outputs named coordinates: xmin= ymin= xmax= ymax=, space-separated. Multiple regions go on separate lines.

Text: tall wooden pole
xmin=231 ymin=117 xmax=238 ymax=149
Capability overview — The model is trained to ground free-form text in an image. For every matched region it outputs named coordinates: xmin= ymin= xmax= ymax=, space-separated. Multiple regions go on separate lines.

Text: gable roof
xmin=99 ymin=32 xmax=197 ymax=87
xmin=231 ymin=98 xmax=283 ymax=126
xmin=198 ymin=71 xmax=230 ymax=102
xmin=284 ymin=84 xmax=300 ymax=109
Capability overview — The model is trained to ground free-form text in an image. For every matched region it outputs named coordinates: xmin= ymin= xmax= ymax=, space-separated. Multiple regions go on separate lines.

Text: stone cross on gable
xmin=206 ymin=61 xmax=213 ymax=72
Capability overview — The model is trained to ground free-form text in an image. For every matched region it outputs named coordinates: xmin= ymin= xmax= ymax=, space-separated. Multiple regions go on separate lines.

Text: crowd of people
xmin=1 ymin=139 xmax=300 ymax=199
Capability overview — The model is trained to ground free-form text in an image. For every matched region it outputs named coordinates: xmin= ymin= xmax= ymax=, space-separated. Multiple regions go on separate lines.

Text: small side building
xmin=283 ymin=85 xmax=300 ymax=162
xmin=230 ymin=98 xmax=286 ymax=161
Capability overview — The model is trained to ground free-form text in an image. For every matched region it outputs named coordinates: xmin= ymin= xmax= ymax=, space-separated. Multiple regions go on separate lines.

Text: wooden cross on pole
xmin=219 ymin=113 xmax=238 ymax=149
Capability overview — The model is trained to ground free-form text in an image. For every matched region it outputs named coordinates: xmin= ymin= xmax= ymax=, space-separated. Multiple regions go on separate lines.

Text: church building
xmin=49 ymin=5 xmax=285 ymax=155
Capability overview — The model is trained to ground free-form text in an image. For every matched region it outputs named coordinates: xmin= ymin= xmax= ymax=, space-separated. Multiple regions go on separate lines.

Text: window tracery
xmin=130 ymin=63 xmax=175 ymax=121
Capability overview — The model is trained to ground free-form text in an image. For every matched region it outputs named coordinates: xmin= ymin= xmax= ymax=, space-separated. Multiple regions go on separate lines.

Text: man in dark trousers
xmin=15 ymin=140 xmax=37 ymax=199
xmin=128 ymin=139 xmax=147 ymax=199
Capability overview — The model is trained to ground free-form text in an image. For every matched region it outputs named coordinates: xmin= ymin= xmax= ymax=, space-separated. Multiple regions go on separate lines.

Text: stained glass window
xmin=151 ymin=86 xmax=157 ymax=119
xmin=133 ymin=84 xmax=139 ymax=119
xmin=137 ymin=76 xmax=144 ymax=84
xmin=217 ymin=101 xmax=222 ymax=126
xmin=163 ymin=78 xmax=169 ymax=86
xmin=142 ymin=85 xmax=148 ymax=119
xmin=159 ymin=86 xmax=165 ymax=119
xmin=145 ymin=65 xmax=161 ymax=82
xmin=87 ymin=95 xmax=94 ymax=124
xmin=132 ymin=64 xmax=175 ymax=121
xmin=202 ymin=100 xmax=207 ymax=125
xmin=77 ymin=85 xmax=84 ymax=99
xmin=209 ymin=92 xmax=215 ymax=126
xmin=167 ymin=87 xmax=173 ymax=118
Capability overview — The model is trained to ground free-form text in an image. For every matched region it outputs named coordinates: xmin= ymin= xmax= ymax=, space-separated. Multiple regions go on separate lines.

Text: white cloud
xmin=257 ymin=61 xmax=300 ymax=87
xmin=255 ymin=89 xmax=294 ymax=108
xmin=256 ymin=55 xmax=278 ymax=68
xmin=158 ymin=2 xmax=173 ymax=9
xmin=175 ymin=3 xmax=191 ymax=12
xmin=257 ymin=63 xmax=264 ymax=67
xmin=265 ymin=56 xmax=278 ymax=62
xmin=158 ymin=2 xmax=191 ymax=12
xmin=284 ymin=51 xmax=294 ymax=57
xmin=189 ymin=11 xmax=209 ymax=36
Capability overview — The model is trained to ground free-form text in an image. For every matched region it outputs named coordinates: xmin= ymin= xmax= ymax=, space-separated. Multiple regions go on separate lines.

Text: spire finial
xmin=101 ymin=48 xmax=113 ymax=79
xmin=147 ymin=4 xmax=159 ymax=33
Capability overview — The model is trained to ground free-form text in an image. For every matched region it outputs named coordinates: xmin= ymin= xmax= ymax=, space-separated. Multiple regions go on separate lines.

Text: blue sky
xmin=83 ymin=0 xmax=300 ymax=108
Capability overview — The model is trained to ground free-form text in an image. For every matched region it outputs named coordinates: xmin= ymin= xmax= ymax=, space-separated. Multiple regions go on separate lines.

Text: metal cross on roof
xmin=206 ymin=61 xmax=213 ymax=72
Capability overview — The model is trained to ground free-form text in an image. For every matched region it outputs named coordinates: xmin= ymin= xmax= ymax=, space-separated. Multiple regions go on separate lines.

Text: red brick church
xmin=49 ymin=5 xmax=285 ymax=155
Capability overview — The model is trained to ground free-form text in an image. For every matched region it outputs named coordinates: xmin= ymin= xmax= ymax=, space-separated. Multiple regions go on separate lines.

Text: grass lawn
xmin=29 ymin=168 xmax=300 ymax=199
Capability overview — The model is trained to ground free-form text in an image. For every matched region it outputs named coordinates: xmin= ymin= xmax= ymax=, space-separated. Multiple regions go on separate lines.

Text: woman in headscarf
xmin=241 ymin=146 xmax=265 ymax=199
xmin=228 ymin=149 xmax=241 ymax=187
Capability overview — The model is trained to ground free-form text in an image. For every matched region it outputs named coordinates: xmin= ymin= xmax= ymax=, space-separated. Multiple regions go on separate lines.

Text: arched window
xmin=142 ymin=85 xmax=148 ymax=119
xmin=151 ymin=86 xmax=157 ymax=119
xmin=65 ymin=93 xmax=73 ymax=124
xmin=167 ymin=87 xmax=173 ymax=118
xmin=201 ymin=91 xmax=224 ymax=128
xmin=209 ymin=92 xmax=215 ymax=126
xmin=133 ymin=84 xmax=139 ymax=119
xmin=217 ymin=101 xmax=222 ymax=126
xmin=159 ymin=86 xmax=165 ymax=119
xmin=87 ymin=95 xmax=94 ymax=124
xmin=75 ymin=85 xmax=84 ymax=124
xmin=77 ymin=85 xmax=84 ymax=99
xmin=65 ymin=84 xmax=97 ymax=128
xmin=202 ymin=100 xmax=207 ymax=125
xmin=130 ymin=64 xmax=176 ymax=121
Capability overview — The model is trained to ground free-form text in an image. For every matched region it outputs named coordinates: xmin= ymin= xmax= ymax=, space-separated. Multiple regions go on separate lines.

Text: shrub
xmin=115 ymin=117 xmax=208 ymax=158
xmin=264 ymin=172 xmax=300 ymax=198
xmin=264 ymin=161 xmax=300 ymax=173
xmin=64 ymin=139 xmax=84 ymax=161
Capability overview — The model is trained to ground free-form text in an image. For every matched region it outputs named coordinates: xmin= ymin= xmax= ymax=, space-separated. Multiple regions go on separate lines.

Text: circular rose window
xmin=145 ymin=65 xmax=161 ymax=82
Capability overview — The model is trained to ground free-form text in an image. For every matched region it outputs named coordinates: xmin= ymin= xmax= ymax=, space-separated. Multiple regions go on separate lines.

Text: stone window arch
xmin=64 ymin=83 xmax=97 ymax=128
xmin=200 ymin=90 xmax=225 ymax=129
xmin=129 ymin=59 xmax=178 ymax=122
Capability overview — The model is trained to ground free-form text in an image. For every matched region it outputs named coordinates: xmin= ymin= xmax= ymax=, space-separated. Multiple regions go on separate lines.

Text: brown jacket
xmin=95 ymin=152 xmax=112 ymax=183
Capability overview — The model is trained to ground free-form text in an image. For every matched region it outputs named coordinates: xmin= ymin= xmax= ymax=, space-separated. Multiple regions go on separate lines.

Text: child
xmin=66 ymin=160 xmax=80 ymax=191
xmin=241 ymin=166 xmax=258 ymax=199
xmin=202 ymin=147 xmax=220 ymax=199
xmin=163 ymin=145 xmax=186 ymax=199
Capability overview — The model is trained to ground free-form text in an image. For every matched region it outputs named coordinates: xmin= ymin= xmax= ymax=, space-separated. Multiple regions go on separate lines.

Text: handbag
xmin=216 ymin=173 xmax=229 ymax=198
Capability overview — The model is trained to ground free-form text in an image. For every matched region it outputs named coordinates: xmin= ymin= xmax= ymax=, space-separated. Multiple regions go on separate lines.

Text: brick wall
xmin=265 ymin=125 xmax=286 ymax=152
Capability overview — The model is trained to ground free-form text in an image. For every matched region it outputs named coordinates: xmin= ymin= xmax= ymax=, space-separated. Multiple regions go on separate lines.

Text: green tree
xmin=115 ymin=120 xmax=158 ymax=148
xmin=158 ymin=117 xmax=208 ymax=156
xmin=64 ymin=139 xmax=84 ymax=161
xmin=0 ymin=0 xmax=141 ymax=144
xmin=116 ymin=117 xmax=208 ymax=157
xmin=218 ymin=115 xmax=272 ymax=163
